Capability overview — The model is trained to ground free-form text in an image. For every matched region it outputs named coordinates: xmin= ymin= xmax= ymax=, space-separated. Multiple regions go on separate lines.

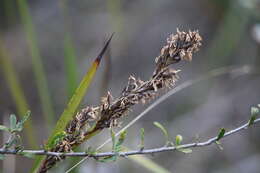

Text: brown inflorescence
xmin=39 ymin=29 xmax=202 ymax=173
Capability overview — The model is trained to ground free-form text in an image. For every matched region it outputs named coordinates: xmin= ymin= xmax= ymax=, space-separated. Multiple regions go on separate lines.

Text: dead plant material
xmin=39 ymin=29 xmax=202 ymax=173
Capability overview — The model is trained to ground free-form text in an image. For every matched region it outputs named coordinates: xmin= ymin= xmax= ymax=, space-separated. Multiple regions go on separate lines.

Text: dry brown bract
xmin=39 ymin=29 xmax=202 ymax=173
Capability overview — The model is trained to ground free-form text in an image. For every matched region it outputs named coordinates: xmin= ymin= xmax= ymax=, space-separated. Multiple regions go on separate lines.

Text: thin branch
xmin=1 ymin=118 xmax=259 ymax=158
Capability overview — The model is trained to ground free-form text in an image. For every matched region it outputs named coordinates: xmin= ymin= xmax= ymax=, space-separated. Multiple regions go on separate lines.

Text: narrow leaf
xmin=20 ymin=110 xmax=31 ymax=125
xmin=16 ymin=111 xmax=31 ymax=132
xmin=31 ymin=34 xmax=114 ymax=173
xmin=115 ymin=130 xmax=127 ymax=152
xmin=48 ymin=34 xmax=113 ymax=145
xmin=153 ymin=122 xmax=169 ymax=144
xmin=216 ymin=128 xmax=225 ymax=141
xmin=98 ymin=128 xmax=119 ymax=163
xmin=249 ymin=107 xmax=259 ymax=126
xmin=175 ymin=135 xmax=183 ymax=146
xmin=139 ymin=128 xmax=145 ymax=150
xmin=17 ymin=0 xmax=55 ymax=127
xmin=64 ymin=33 xmax=78 ymax=98
xmin=10 ymin=114 xmax=17 ymax=131
xmin=251 ymin=107 xmax=259 ymax=116
xmin=110 ymin=128 xmax=116 ymax=151
xmin=249 ymin=115 xmax=256 ymax=126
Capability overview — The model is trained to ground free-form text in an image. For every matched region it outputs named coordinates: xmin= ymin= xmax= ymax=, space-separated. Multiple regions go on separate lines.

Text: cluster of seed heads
xmin=39 ymin=29 xmax=202 ymax=173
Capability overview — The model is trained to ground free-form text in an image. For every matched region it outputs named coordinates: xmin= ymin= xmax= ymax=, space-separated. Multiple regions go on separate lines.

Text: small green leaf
xmin=20 ymin=110 xmax=31 ymax=125
xmin=0 ymin=125 xmax=10 ymax=132
xmin=249 ymin=107 xmax=259 ymax=126
xmin=115 ymin=130 xmax=127 ymax=152
xmin=15 ymin=111 xmax=31 ymax=132
xmin=110 ymin=128 xmax=116 ymax=151
xmin=15 ymin=124 xmax=23 ymax=132
xmin=10 ymin=114 xmax=17 ymax=131
xmin=249 ymin=115 xmax=256 ymax=126
xmin=251 ymin=107 xmax=259 ymax=116
xmin=216 ymin=128 xmax=225 ymax=141
xmin=139 ymin=128 xmax=145 ymax=150
xmin=175 ymin=135 xmax=183 ymax=146
xmin=0 ymin=154 xmax=5 ymax=160
xmin=153 ymin=122 xmax=169 ymax=145
xmin=177 ymin=148 xmax=192 ymax=154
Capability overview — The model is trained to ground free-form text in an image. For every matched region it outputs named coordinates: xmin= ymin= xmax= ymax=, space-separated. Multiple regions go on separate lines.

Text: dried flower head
xmin=155 ymin=29 xmax=202 ymax=74
xmin=39 ymin=29 xmax=202 ymax=172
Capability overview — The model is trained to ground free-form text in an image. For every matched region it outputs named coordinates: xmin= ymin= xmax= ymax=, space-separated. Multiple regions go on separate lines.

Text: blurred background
xmin=0 ymin=0 xmax=260 ymax=172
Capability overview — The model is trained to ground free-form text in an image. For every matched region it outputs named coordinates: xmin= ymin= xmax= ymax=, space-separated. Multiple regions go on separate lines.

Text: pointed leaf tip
xmin=96 ymin=33 xmax=114 ymax=63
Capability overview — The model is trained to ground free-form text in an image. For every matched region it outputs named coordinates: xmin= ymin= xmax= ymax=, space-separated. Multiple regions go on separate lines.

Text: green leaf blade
xmin=115 ymin=130 xmax=127 ymax=152
xmin=249 ymin=106 xmax=259 ymax=126
xmin=175 ymin=135 xmax=183 ymax=146
xmin=153 ymin=122 xmax=169 ymax=145
xmin=216 ymin=128 xmax=225 ymax=141
xmin=10 ymin=114 xmax=17 ymax=131
xmin=31 ymin=34 xmax=113 ymax=173
xmin=139 ymin=128 xmax=145 ymax=150
xmin=64 ymin=33 xmax=78 ymax=98
xmin=48 ymin=34 xmax=114 ymax=143
xmin=17 ymin=0 xmax=55 ymax=128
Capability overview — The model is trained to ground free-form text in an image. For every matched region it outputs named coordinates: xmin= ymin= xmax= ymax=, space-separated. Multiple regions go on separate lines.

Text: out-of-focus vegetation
xmin=0 ymin=0 xmax=260 ymax=172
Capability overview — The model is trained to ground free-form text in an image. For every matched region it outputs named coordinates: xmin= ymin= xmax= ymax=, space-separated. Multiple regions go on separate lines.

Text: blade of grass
xmin=0 ymin=40 xmax=37 ymax=147
xmin=64 ymin=33 xmax=78 ymax=98
xmin=48 ymin=33 xmax=114 ymax=145
xmin=60 ymin=0 xmax=79 ymax=99
xmin=17 ymin=0 xmax=55 ymax=128
xmin=30 ymin=34 xmax=114 ymax=173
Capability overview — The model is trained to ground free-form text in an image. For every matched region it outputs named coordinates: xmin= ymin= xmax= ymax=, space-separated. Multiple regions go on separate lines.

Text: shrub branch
xmin=1 ymin=118 xmax=259 ymax=158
